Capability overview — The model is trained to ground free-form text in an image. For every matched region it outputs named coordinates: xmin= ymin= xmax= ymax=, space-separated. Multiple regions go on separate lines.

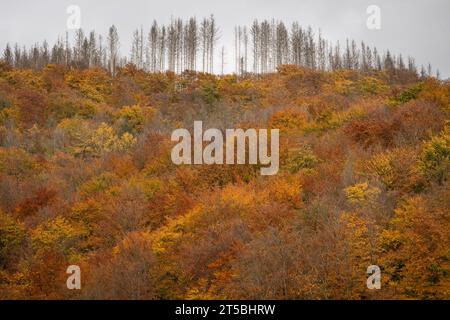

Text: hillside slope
xmin=0 ymin=62 xmax=449 ymax=299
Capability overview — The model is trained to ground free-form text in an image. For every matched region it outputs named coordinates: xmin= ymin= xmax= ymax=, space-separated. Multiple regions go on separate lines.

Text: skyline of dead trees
xmin=236 ymin=19 xmax=424 ymax=78
xmin=1 ymin=16 xmax=439 ymax=78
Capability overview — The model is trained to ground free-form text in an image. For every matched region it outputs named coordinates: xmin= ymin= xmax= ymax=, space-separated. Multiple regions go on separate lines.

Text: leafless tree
xmin=3 ymin=44 xmax=13 ymax=66
xmin=251 ymin=20 xmax=260 ymax=74
xmin=131 ymin=27 xmax=144 ymax=69
xmin=1 ymin=16 xmax=420 ymax=79
xmin=107 ymin=25 xmax=120 ymax=77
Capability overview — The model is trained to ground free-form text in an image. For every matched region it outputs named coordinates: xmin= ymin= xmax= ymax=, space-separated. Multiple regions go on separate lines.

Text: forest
xmin=0 ymin=17 xmax=449 ymax=300
xmin=2 ymin=16 xmax=437 ymax=78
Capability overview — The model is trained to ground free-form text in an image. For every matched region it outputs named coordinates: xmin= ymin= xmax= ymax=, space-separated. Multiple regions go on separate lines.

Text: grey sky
xmin=0 ymin=0 xmax=449 ymax=77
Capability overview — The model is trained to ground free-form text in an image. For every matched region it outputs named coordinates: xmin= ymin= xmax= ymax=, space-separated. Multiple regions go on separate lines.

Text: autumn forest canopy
xmin=0 ymin=16 xmax=449 ymax=300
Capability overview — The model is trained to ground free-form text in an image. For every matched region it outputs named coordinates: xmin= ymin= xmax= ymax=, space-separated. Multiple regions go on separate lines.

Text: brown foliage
xmin=15 ymin=188 xmax=57 ymax=220
xmin=344 ymin=109 xmax=400 ymax=149
xmin=16 ymin=88 xmax=48 ymax=128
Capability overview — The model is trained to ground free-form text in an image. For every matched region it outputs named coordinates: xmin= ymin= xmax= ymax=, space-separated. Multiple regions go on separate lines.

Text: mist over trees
xmin=2 ymin=16 xmax=436 ymax=79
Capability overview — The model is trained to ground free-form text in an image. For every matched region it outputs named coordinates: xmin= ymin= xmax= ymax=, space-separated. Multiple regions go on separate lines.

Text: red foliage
xmin=344 ymin=110 xmax=400 ymax=149
xmin=16 ymin=89 xmax=48 ymax=128
xmin=15 ymin=187 xmax=57 ymax=219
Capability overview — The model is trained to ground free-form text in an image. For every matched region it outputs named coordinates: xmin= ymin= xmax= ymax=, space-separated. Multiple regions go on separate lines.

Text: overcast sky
xmin=0 ymin=0 xmax=449 ymax=77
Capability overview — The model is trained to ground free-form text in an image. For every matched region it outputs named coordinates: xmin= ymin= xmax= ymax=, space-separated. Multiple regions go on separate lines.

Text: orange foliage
xmin=0 ymin=64 xmax=448 ymax=300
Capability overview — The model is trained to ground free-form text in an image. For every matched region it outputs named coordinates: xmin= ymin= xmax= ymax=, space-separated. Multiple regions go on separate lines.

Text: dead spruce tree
xmin=2 ymin=16 xmax=424 ymax=81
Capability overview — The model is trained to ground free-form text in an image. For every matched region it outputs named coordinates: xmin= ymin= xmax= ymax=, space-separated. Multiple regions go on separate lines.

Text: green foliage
xmin=388 ymin=83 xmax=423 ymax=106
xmin=286 ymin=147 xmax=319 ymax=173
xmin=199 ymin=81 xmax=221 ymax=105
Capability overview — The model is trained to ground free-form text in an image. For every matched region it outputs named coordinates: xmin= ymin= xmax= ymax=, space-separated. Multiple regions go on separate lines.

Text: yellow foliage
xmin=379 ymin=195 xmax=450 ymax=298
xmin=64 ymin=68 xmax=111 ymax=103
xmin=344 ymin=182 xmax=381 ymax=205
xmin=31 ymin=216 xmax=82 ymax=256
xmin=265 ymin=176 xmax=303 ymax=208
xmin=116 ymin=105 xmax=155 ymax=134
xmin=73 ymin=123 xmax=137 ymax=157
xmin=270 ymin=108 xmax=308 ymax=131
xmin=0 ymin=211 xmax=26 ymax=265
xmin=419 ymin=128 xmax=450 ymax=185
